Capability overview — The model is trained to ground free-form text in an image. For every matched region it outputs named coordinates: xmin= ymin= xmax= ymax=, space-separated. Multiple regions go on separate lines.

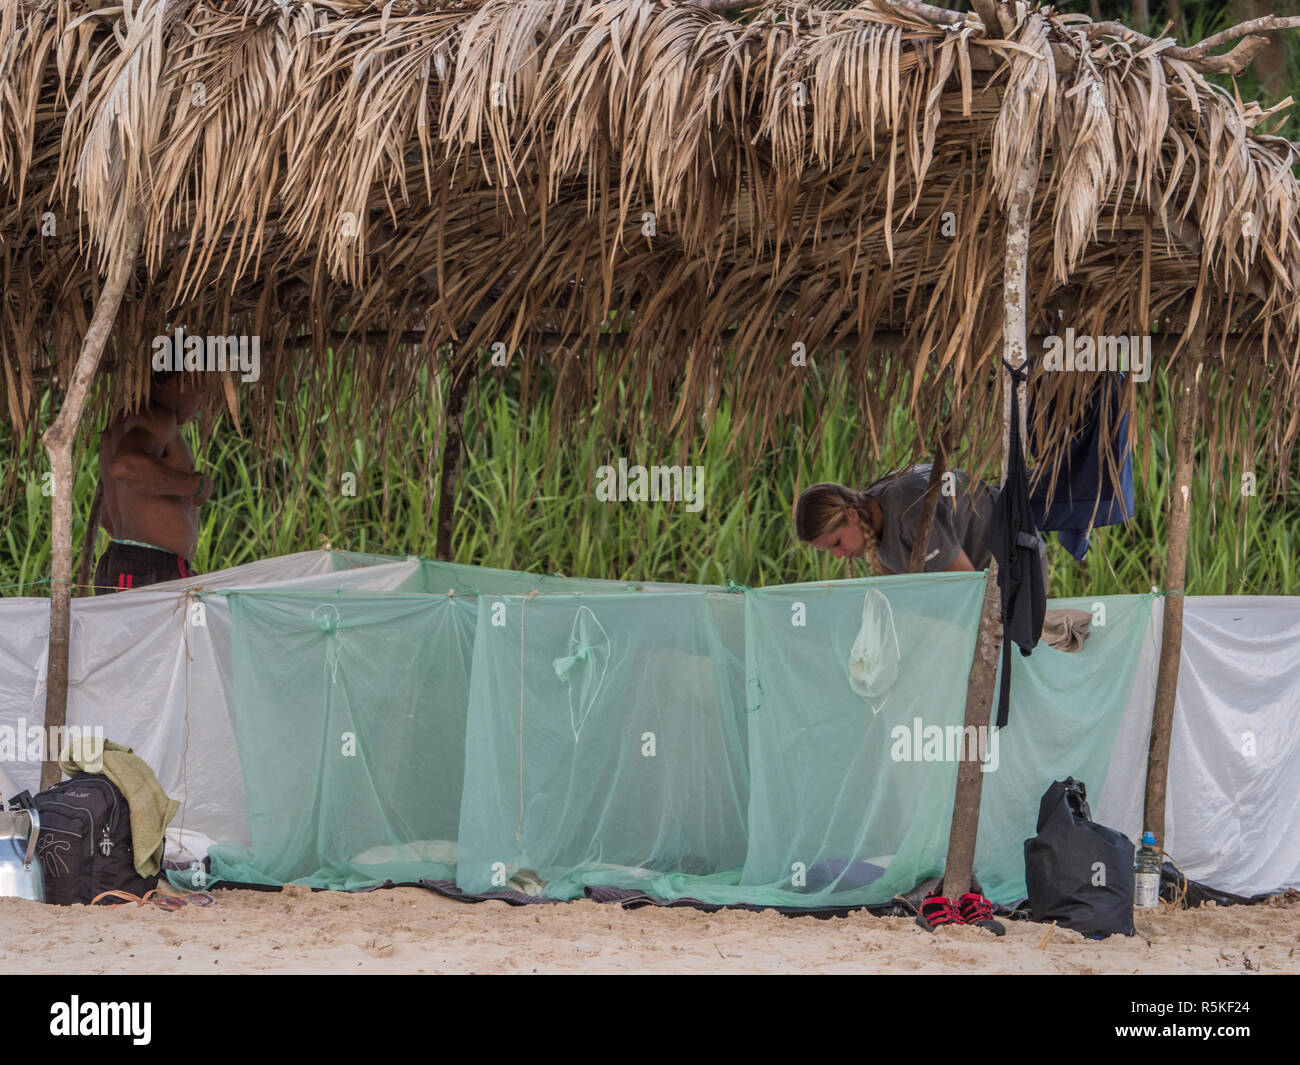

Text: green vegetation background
xmin=3 ymin=361 xmax=1296 ymax=596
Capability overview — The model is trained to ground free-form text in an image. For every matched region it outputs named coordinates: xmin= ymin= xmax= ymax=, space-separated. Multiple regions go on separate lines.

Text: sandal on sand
xmin=956 ymin=892 xmax=1006 ymax=936
xmin=90 ymin=889 xmax=159 ymax=908
xmin=915 ymin=895 xmax=963 ymax=932
xmin=90 ymin=889 xmax=190 ymax=911
xmin=90 ymin=890 xmax=141 ymax=907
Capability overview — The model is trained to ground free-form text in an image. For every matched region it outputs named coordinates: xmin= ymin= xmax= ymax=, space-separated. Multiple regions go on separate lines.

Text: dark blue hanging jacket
xmin=1028 ymin=372 xmax=1134 ymax=559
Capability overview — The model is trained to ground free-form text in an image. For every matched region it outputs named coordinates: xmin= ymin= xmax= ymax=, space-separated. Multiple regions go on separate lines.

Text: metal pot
xmin=0 ymin=808 xmax=43 ymax=902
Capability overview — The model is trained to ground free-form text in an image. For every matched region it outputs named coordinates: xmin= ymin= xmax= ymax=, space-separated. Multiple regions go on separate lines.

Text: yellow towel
xmin=59 ymin=737 xmax=179 ymax=879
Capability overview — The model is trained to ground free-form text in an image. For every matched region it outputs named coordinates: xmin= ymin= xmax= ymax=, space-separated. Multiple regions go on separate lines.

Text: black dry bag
xmin=1023 ymin=777 xmax=1135 ymax=938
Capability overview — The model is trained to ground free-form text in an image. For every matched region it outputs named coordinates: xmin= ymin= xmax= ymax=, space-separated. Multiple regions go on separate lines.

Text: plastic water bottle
xmin=1135 ymin=831 xmax=1161 ymax=908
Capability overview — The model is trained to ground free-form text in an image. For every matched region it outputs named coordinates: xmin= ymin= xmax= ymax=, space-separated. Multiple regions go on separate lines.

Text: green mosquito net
xmin=331 ymin=549 xmax=716 ymax=596
xmin=456 ymin=590 xmax=748 ymax=897
xmin=198 ymin=561 xmax=1156 ymax=907
xmin=205 ymin=591 xmax=476 ymax=889
xmin=736 ymin=582 xmax=1156 ymax=907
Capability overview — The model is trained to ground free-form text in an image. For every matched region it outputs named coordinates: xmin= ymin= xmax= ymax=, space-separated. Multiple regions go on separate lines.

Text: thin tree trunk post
xmin=435 ymin=362 xmax=472 ymax=562
xmin=1143 ymin=329 xmax=1204 ymax=844
xmin=971 ymin=0 xmax=1001 ymax=33
xmin=907 ymin=440 xmax=949 ymax=573
xmin=1166 ymin=0 xmax=1185 ymax=36
xmin=941 ymin=135 xmax=1038 ymax=899
xmin=942 ymin=560 xmax=1002 ymax=898
xmin=41 ymin=218 xmax=142 ymax=790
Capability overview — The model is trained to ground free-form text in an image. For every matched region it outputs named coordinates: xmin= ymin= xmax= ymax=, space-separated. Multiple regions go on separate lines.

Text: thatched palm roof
xmin=2 ymin=0 xmax=1299 ymax=477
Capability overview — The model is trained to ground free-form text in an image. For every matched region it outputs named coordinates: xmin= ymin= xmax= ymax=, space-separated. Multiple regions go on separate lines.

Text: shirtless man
xmin=93 ymin=370 xmax=212 ymax=592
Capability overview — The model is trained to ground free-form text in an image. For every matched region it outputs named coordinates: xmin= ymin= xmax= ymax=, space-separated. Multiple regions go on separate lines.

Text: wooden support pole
xmin=971 ymin=0 xmax=1002 ymax=33
xmin=40 ymin=217 xmax=142 ymax=790
xmin=435 ymin=363 xmax=473 ymax=562
xmin=269 ymin=329 xmax=1236 ymax=360
xmin=1143 ymin=333 xmax=1204 ymax=844
xmin=941 ymin=122 xmax=1038 ymax=899
xmin=941 ymin=561 xmax=1002 ymax=899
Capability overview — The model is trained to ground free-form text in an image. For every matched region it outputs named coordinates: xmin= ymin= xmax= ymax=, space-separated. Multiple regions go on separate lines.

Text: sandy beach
xmin=3 ymin=887 xmax=1297 ymax=975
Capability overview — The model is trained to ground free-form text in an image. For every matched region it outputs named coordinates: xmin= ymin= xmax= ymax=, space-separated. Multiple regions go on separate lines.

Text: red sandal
xmin=956 ymin=892 xmax=1006 ymax=936
xmin=915 ymin=895 xmax=963 ymax=932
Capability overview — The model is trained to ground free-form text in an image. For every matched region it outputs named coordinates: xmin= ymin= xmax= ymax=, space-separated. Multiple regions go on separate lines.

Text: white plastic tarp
xmin=0 ymin=550 xmax=421 ymax=859
xmin=1096 ymin=597 xmax=1300 ymax=897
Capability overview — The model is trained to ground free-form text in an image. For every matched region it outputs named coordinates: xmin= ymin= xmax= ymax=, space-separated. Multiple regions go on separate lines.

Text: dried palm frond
xmin=0 ymin=0 xmax=1297 ymax=494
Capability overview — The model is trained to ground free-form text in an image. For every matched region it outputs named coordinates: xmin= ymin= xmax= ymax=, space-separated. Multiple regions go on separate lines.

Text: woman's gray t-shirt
xmin=864 ymin=465 xmax=995 ymax=574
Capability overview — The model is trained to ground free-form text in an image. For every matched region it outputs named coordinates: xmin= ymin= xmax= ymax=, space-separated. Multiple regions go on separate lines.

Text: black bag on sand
xmin=33 ymin=774 xmax=158 ymax=905
xmin=1023 ymin=777 xmax=1135 ymax=938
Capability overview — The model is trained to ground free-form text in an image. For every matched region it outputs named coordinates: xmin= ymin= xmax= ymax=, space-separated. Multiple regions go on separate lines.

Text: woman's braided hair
xmin=794 ymin=482 xmax=884 ymax=575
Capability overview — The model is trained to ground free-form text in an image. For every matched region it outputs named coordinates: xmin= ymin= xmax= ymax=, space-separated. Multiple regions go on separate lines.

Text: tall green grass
xmin=3 ymin=366 xmax=1297 ymax=595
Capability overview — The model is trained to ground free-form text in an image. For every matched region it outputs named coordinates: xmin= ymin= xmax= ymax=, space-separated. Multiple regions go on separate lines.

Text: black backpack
xmin=33 ymin=774 xmax=158 ymax=905
xmin=1023 ymin=777 xmax=1135 ymax=938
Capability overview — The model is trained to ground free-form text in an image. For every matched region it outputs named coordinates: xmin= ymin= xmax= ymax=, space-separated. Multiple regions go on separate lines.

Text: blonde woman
xmin=793 ymin=464 xmax=1013 ymax=933
xmin=794 ymin=465 xmax=991 ymax=575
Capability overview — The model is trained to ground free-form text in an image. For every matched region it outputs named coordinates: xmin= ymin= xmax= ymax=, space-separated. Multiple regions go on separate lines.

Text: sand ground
xmin=2 ymin=886 xmax=1298 ymax=974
